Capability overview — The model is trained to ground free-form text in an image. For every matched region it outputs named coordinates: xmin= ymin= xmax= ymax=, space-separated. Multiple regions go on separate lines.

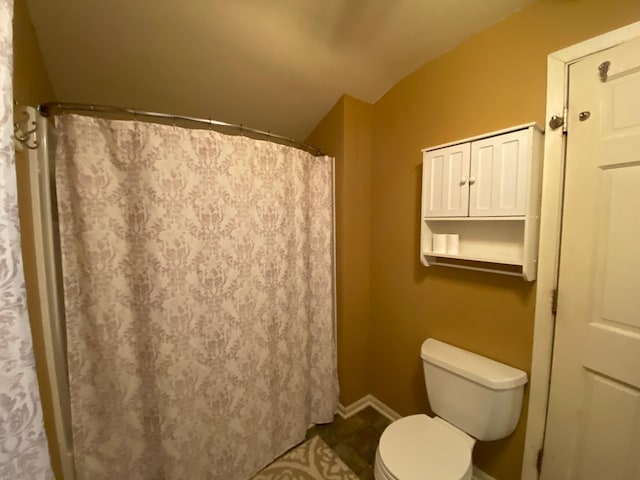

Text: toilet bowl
xmin=374 ymin=339 xmax=527 ymax=480
xmin=374 ymin=415 xmax=474 ymax=480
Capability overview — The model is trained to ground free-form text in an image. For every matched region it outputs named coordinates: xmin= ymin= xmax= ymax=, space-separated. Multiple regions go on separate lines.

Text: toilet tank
xmin=421 ymin=338 xmax=528 ymax=441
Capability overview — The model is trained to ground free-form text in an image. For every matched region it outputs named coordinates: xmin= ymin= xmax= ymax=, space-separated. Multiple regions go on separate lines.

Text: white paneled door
xmin=541 ymin=36 xmax=640 ymax=479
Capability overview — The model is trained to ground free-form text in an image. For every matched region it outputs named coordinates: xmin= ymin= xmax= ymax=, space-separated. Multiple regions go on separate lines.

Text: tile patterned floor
xmin=305 ymin=407 xmax=391 ymax=480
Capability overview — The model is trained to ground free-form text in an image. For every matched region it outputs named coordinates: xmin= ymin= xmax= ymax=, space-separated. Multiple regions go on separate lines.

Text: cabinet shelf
xmin=424 ymin=216 xmax=526 ymax=222
xmin=422 ymin=251 xmax=524 ymax=266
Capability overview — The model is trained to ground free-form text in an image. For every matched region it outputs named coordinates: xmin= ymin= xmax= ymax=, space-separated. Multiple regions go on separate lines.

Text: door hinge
xmin=561 ymin=107 xmax=568 ymax=134
xmin=551 ymin=288 xmax=558 ymax=315
xmin=536 ymin=448 xmax=544 ymax=476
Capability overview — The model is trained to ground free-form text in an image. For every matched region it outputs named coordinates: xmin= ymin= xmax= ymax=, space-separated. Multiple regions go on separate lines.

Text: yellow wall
xmin=13 ymin=0 xmax=54 ymax=105
xmin=307 ymin=96 xmax=374 ymax=405
xmin=370 ymin=0 xmax=640 ymax=478
xmin=12 ymin=0 xmax=60 ymax=478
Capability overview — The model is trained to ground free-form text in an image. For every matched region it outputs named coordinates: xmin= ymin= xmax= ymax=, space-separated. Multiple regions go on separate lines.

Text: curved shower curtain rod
xmin=38 ymin=102 xmax=326 ymax=157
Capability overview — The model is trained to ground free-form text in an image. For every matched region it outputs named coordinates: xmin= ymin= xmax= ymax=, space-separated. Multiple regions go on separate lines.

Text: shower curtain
xmin=53 ymin=114 xmax=338 ymax=480
xmin=0 ymin=0 xmax=52 ymax=478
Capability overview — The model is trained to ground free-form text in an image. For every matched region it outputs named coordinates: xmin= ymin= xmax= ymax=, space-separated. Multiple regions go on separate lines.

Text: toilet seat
xmin=375 ymin=414 xmax=473 ymax=480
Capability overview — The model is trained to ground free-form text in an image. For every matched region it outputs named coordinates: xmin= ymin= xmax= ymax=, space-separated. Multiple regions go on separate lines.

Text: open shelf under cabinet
xmin=420 ymin=217 xmax=538 ymax=280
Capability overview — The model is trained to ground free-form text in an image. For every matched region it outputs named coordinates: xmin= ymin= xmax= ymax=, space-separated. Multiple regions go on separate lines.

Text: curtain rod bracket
xmin=14 ymin=104 xmax=39 ymax=150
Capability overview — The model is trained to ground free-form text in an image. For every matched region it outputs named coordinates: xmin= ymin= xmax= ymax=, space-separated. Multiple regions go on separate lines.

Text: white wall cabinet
xmin=420 ymin=123 xmax=544 ymax=280
xmin=423 ymin=128 xmax=530 ymax=217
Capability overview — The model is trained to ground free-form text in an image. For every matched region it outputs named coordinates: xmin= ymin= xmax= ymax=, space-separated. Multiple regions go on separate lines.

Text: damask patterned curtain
xmin=54 ymin=114 xmax=338 ymax=480
xmin=0 ymin=0 xmax=53 ymax=479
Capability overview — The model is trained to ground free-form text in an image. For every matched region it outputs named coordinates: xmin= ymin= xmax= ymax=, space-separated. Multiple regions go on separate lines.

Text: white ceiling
xmin=27 ymin=0 xmax=533 ymax=139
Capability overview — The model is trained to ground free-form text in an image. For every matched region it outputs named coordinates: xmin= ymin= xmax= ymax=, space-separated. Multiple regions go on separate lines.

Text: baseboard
xmin=473 ymin=466 xmax=496 ymax=480
xmin=337 ymin=394 xmax=402 ymax=422
xmin=338 ymin=396 xmax=496 ymax=480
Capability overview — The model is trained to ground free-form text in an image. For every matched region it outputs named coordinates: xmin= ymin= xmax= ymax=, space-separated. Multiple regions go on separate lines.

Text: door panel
xmin=472 ymin=143 xmax=495 ymax=211
xmin=469 ymin=129 xmax=529 ymax=216
xmin=571 ymin=372 xmax=640 ymax=480
xmin=600 ymin=61 xmax=640 ymax=167
xmin=597 ymin=168 xmax=640 ymax=329
xmin=422 ymin=144 xmax=470 ymax=217
xmin=542 ymin=36 xmax=640 ymax=479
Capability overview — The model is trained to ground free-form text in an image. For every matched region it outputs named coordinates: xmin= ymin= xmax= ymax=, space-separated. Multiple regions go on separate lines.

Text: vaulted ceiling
xmin=27 ymin=0 xmax=534 ymax=139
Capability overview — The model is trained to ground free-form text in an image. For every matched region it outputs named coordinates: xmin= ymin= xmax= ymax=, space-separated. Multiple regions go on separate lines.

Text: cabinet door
xmin=422 ymin=143 xmax=471 ymax=217
xmin=469 ymin=129 xmax=530 ymax=216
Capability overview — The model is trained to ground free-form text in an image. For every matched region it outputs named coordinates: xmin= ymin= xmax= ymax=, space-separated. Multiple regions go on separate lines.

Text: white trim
xmin=472 ymin=466 xmax=497 ymax=480
xmin=521 ymin=21 xmax=640 ymax=480
xmin=27 ymin=111 xmax=76 ymax=480
xmin=330 ymin=155 xmax=337 ymax=351
xmin=337 ymin=394 xmax=402 ymax=422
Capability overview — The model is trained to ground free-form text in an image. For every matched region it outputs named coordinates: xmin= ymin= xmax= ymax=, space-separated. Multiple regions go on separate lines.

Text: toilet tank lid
xmin=421 ymin=339 xmax=528 ymax=390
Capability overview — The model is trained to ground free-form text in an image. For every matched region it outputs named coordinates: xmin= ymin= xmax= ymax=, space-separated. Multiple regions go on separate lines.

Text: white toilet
xmin=374 ymin=338 xmax=528 ymax=480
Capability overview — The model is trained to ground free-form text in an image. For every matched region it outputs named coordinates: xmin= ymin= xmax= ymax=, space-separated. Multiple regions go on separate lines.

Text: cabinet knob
xmin=460 ymin=177 xmax=468 ymax=185
xmin=469 ymin=177 xmax=476 ymax=185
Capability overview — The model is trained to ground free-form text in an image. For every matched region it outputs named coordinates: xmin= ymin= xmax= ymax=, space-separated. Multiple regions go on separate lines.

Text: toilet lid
xmin=378 ymin=414 xmax=472 ymax=480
